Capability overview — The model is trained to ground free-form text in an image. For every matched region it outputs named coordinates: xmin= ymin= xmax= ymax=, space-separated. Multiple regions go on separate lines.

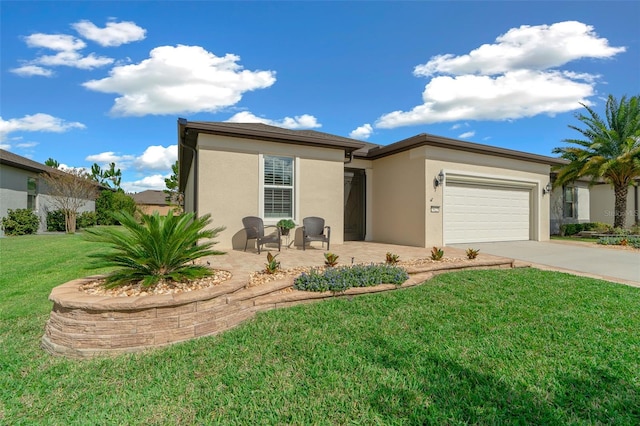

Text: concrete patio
xmin=210 ymin=241 xmax=495 ymax=281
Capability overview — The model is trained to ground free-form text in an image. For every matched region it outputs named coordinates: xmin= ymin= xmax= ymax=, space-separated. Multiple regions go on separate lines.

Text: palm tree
xmin=553 ymin=95 xmax=640 ymax=228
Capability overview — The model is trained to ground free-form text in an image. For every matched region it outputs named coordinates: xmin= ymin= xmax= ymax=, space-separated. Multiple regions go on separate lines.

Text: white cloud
xmin=72 ymin=19 xmax=146 ymax=47
xmin=377 ymin=70 xmax=594 ymax=127
xmin=134 ymin=145 xmax=177 ymax=171
xmin=414 ymin=21 xmax=625 ymax=77
xmin=0 ymin=143 xmax=11 ymax=150
xmin=458 ymin=131 xmax=475 ymax=139
xmin=122 ymin=174 xmax=168 ymax=193
xmin=226 ymin=111 xmax=321 ymax=129
xmin=451 ymin=123 xmax=469 ymax=130
xmin=59 ymin=164 xmax=90 ymax=174
xmin=376 ymin=21 xmax=624 ymax=129
xmin=15 ymin=142 xmax=39 ymax=148
xmin=36 ymin=51 xmax=114 ymax=69
xmin=10 ymin=65 xmax=54 ymax=77
xmin=349 ymin=123 xmax=374 ymax=140
xmin=0 ymin=113 xmax=85 ymax=142
xmin=24 ymin=33 xmax=86 ymax=51
xmin=85 ymin=151 xmax=135 ymax=171
xmin=86 ymin=145 xmax=176 ymax=181
xmin=17 ymin=30 xmax=115 ymax=74
xmin=83 ymin=45 xmax=277 ymax=116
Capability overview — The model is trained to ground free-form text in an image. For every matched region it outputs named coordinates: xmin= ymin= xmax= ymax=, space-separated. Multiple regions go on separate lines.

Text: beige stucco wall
xmin=423 ymin=146 xmax=550 ymax=246
xmin=590 ymin=183 xmax=638 ymax=227
xmin=196 ymin=134 xmax=345 ymax=249
xmin=371 ymin=149 xmax=426 ymax=247
xmin=298 ymin=158 xmax=344 ymax=247
xmin=369 ymin=146 xmax=550 ymax=248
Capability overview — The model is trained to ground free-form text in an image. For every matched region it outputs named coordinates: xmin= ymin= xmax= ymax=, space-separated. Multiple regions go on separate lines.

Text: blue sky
xmin=1 ymin=1 xmax=638 ymax=192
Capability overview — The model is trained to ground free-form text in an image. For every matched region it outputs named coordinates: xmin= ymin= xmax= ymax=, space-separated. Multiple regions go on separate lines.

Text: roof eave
xmin=365 ymin=133 xmax=566 ymax=165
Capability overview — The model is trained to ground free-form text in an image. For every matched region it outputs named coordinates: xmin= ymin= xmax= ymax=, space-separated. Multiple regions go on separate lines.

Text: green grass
xmin=551 ymin=235 xmax=600 ymax=243
xmin=1 ymin=234 xmax=639 ymax=424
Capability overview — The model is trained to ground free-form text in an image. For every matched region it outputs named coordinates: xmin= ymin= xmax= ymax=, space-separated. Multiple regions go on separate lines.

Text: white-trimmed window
xmin=27 ymin=177 xmax=38 ymax=211
xmin=263 ymin=155 xmax=294 ymax=219
xmin=563 ymin=185 xmax=575 ymax=218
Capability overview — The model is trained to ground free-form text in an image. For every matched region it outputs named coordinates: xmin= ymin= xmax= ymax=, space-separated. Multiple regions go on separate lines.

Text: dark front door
xmin=344 ymin=168 xmax=366 ymax=241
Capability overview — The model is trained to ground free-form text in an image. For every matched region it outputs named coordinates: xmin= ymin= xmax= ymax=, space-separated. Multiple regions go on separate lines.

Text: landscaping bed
xmin=42 ymin=256 xmax=513 ymax=359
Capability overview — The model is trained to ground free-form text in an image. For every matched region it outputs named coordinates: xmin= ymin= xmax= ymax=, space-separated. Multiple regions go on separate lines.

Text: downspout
xmin=344 ymin=151 xmax=354 ymax=164
xmin=178 ymin=118 xmax=198 ymax=217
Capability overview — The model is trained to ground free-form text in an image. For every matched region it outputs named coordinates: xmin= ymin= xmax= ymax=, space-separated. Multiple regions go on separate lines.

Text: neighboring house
xmin=131 ymin=190 xmax=174 ymax=215
xmin=549 ymin=177 xmax=591 ymax=234
xmin=589 ymin=180 xmax=639 ymax=227
xmin=549 ymin=175 xmax=639 ymax=233
xmin=0 ymin=149 xmax=97 ymax=234
xmin=178 ymin=120 xmax=563 ymax=249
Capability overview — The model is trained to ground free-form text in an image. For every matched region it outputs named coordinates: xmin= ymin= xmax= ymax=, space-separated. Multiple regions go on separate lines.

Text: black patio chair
xmin=242 ymin=216 xmax=281 ymax=254
xmin=302 ymin=216 xmax=330 ymax=250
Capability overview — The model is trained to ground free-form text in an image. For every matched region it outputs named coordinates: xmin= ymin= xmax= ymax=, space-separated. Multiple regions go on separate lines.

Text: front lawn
xmin=551 ymin=235 xmax=600 ymax=243
xmin=1 ymin=234 xmax=639 ymax=424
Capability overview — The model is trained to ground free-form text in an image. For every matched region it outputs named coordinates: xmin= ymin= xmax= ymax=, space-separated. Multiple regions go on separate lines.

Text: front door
xmin=344 ymin=168 xmax=366 ymax=241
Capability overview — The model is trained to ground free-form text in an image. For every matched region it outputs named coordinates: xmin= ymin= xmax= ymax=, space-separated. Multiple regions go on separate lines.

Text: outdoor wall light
xmin=543 ymin=183 xmax=552 ymax=195
xmin=434 ymin=170 xmax=445 ymax=187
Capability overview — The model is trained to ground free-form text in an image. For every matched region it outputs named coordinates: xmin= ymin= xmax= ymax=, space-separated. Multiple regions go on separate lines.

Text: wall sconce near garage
xmin=434 ymin=170 xmax=445 ymax=188
xmin=542 ymin=183 xmax=552 ymax=195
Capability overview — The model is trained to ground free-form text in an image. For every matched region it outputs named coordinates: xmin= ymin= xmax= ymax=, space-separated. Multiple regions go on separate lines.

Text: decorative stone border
xmin=42 ymin=259 xmax=515 ymax=359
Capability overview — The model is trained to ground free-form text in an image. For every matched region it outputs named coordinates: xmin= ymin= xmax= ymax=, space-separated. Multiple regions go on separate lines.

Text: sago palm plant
xmin=84 ymin=211 xmax=225 ymax=287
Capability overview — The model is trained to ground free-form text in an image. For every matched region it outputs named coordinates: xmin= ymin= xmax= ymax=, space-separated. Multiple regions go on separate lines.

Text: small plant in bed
xmin=385 ymin=252 xmax=400 ymax=265
xmin=294 ymin=264 xmax=409 ymax=292
xmin=431 ymin=246 xmax=444 ymax=261
xmin=264 ymin=251 xmax=281 ymax=274
xmin=83 ymin=211 xmax=225 ymax=288
xmin=466 ymin=248 xmax=480 ymax=259
xmin=324 ymin=252 xmax=339 ymax=267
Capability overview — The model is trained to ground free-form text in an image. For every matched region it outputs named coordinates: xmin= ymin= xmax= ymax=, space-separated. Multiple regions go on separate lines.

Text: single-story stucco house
xmin=549 ymin=175 xmax=640 ymax=233
xmin=131 ymin=190 xmax=174 ymax=215
xmin=178 ymin=119 xmax=579 ymax=250
xmin=0 ymin=149 xmax=97 ymax=234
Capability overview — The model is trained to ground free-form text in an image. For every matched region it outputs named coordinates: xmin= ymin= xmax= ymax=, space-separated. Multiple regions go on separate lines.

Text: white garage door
xmin=444 ymin=184 xmax=530 ymax=244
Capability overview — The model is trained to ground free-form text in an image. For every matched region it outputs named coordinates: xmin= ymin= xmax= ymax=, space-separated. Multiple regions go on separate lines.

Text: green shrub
xmin=597 ymin=236 xmax=640 ymax=248
xmin=83 ymin=211 xmax=225 ymax=287
xmin=612 ymin=227 xmax=631 ymax=236
xmin=77 ymin=211 xmax=97 ymax=229
xmin=1 ymin=208 xmax=40 ymax=236
xmin=293 ymin=264 xmax=409 ymax=292
xmin=95 ymin=190 xmax=137 ymax=225
xmin=46 ymin=210 xmax=66 ymax=232
xmin=47 ymin=210 xmax=97 ymax=231
xmin=582 ymin=222 xmax=612 ymax=233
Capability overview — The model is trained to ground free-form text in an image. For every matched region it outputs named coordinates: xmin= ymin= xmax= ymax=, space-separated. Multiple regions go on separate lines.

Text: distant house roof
xmin=0 ymin=149 xmax=60 ymax=174
xmin=131 ymin=190 xmax=170 ymax=206
xmin=0 ymin=149 xmax=111 ymax=190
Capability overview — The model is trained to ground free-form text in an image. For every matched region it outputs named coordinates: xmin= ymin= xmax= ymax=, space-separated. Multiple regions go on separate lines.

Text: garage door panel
xmin=444 ymin=184 xmax=530 ymax=244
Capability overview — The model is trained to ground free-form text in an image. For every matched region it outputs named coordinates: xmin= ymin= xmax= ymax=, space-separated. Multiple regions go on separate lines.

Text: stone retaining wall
xmin=42 ymin=259 xmax=515 ymax=359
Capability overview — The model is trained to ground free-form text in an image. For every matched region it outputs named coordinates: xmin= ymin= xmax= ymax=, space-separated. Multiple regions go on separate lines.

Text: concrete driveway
xmin=450 ymin=240 xmax=640 ymax=285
